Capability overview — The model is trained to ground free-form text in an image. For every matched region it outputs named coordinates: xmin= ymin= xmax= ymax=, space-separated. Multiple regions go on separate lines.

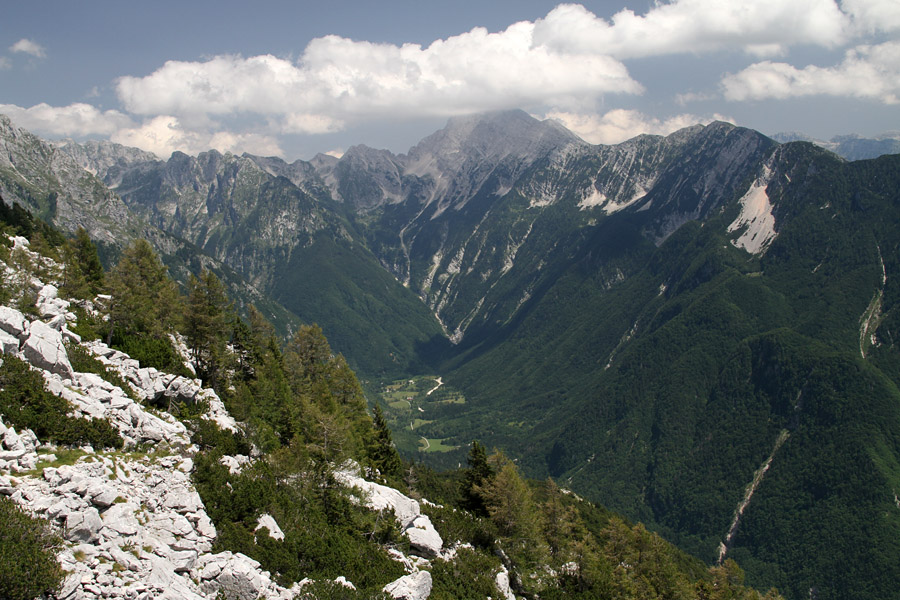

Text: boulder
xmin=0 ymin=329 xmax=19 ymax=354
xmin=383 ymin=571 xmax=433 ymax=600
xmin=255 ymin=513 xmax=285 ymax=541
xmin=496 ymin=567 xmax=516 ymax=600
xmin=0 ymin=306 xmax=29 ymax=339
xmin=404 ymin=515 xmax=443 ymax=558
xmin=22 ymin=319 xmax=74 ymax=379
xmin=100 ymin=503 xmax=140 ymax=536
xmin=66 ymin=507 xmax=103 ymax=542
xmin=336 ymin=466 xmax=443 ymax=557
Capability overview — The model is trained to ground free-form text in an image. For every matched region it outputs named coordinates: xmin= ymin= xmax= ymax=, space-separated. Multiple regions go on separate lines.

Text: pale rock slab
xmin=0 ymin=305 xmax=29 ymax=339
xmin=336 ymin=464 xmax=443 ymax=558
xmin=496 ymin=566 xmax=517 ymax=600
xmin=383 ymin=570 xmax=433 ymax=600
xmin=256 ymin=513 xmax=285 ymax=541
xmin=22 ymin=319 xmax=74 ymax=379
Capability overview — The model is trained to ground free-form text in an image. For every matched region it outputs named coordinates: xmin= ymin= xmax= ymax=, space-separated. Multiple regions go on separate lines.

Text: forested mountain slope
xmin=2 ymin=110 xmax=899 ymax=599
xmin=0 ymin=201 xmax=780 ymax=600
xmin=431 ymin=147 xmax=900 ymax=600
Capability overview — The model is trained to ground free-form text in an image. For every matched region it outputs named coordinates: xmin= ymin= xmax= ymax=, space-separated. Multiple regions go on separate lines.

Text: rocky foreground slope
xmin=0 ymin=235 xmax=464 ymax=600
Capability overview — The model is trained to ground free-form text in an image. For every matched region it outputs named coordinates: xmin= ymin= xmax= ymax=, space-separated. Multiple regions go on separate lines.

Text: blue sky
xmin=1 ymin=0 xmax=898 ymax=160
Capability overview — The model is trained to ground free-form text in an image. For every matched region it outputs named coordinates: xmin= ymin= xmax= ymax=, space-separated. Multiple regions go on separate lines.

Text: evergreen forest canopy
xmin=1 ymin=111 xmax=899 ymax=599
xmin=0 ymin=201 xmax=781 ymax=600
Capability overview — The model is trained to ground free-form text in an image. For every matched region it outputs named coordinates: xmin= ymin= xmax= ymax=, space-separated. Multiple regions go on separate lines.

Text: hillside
xmin=0 ymin=205 xmax=781 ymax=600
xmin=2 ymin=111 xmax=899 ymax=599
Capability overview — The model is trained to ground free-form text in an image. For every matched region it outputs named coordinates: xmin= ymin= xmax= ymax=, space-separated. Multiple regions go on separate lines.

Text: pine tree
xmin=184 ymin=269 xmax=231 ymax=391
xmin=369 ymin=404 xmax=402 ymax=480
xmin=460 ymin=440 xmax=494 ymax=516
xmin=72 ymin=227 xmax=104 ymax=294
xmin=106 ymin=239 xmax=181 ymax=342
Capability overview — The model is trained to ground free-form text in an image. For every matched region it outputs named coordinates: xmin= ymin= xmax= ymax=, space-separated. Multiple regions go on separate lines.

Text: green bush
xmin=430 ymin=546 xmax=502 ymax=600
xmin=109 ymin=329 xmax=192 ymax=377
xmin=190 ymin=419 xmax=250 ymax=456
xmin=0 ymin=355 xmax=123 ymax=449
xmin=0 ymin=496 xmax=64 ymax=600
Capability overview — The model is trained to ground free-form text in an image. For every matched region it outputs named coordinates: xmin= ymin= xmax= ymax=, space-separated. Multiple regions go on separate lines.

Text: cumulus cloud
xmin=110 ymin=115 xmax=283 ymax=159
xmin=115 ymin=27 xmax=641 ymax=130
xmin=3 ymin=1 xmax=896 ymax=159
xmin=9 ymin=38 xmax=46 ymax=58
xmin=544 ymin=109 xmax=733 ymax=145
xmin=841 ymin=0 xmax=900 ymax=34
xmin=0 ymin=103 xmax=133 ymax=137
xmin=722 ymin=41 xmax=900 ymax=104
xmin=532 ymin=0 xmax=849 ymax=59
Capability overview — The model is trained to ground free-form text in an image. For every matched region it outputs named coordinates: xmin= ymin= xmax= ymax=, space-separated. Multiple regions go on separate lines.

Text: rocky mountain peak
xmin=403 ymin=109 xmax=584 ymax=179
xmin=54 ymin=139 xmax=160 ymax=183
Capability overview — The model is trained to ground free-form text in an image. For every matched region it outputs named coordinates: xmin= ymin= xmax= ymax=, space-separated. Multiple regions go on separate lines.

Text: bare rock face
xmin=383 ymin=571 xmax=433 ymax=600
xmin=22 ymin=319 xmax=75 ymax=380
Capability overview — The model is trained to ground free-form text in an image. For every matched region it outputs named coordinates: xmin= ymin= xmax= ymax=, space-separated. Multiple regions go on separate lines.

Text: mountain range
xmin=2 ymin=110 xmax=899 ymax=600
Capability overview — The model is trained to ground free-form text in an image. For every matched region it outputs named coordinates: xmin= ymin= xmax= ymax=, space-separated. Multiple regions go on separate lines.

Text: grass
xmin=419 ymin=437 xmax=458 ymax=453
xmin=374 ymin=374 xmax=468 ymax=456
xmin=25 ymin=448 xmax=87 ymax=476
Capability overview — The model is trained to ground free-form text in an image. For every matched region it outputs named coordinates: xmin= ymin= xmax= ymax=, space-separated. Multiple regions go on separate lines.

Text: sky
xmin=1 ymin=0 xmax=898 ymax=161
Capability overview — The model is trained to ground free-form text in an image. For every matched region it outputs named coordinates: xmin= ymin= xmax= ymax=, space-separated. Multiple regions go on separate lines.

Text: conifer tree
xmin=184 ymin=269 xmax=231 ymax=391
xmin=72 ymin=227 xmax=104 ymax=294
xmin=106 ymin=239 xmax=181 ymax=343
xmin=369 ymin=404 xmax=402 ymax=480
xmin=60 ymin=228 xmax=104 ymax=300
xmin=460 ymin=440 xmax=494 ymax=516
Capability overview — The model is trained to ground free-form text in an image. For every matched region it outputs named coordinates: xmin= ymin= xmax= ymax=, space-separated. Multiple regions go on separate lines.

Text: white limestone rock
xmin=336 ymin=464 xmax=443 ymax=558
xmin=220 ymin=454 xmax=251 ymax=475
xmin=66 ymin=506 xmax=103 ymax=542
xmin=383 ymin=570 xmax=433 ymax=600
xmin=334 ymin=576 xmax=356 ymax=590
xmin=0 ymin=305 xmax=29 ymax=340
xmin=404 ymin=514 xmax=443 ymax=558
xmin=195 ymin=552 xmax=289 ymax=600
xmin=0 ymin=328 xmax=19 ymax=354
xmin=496 ymin=566 xmax=516 ymax=600
xmin=22 ymin=319 xmax=74 ymax=379
xmin=255 ymin=513 xmax=285 ymax=541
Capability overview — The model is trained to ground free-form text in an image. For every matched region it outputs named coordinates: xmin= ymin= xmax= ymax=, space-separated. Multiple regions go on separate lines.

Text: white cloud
xmin=9 ymin=38 xmax=46 ymax=58
xmin=0 ymin=57 xmax=10 ymax=70
xmin=531 ymin=1 xmax=849 ymax=59
xmin=0 ymin=103 xmax=133 ymax=136
xmin=114 ymin=19 xmax=642 ymax=131
xmin=544 ymin=109 xmax=733 ymax=145
xmin=722 ymin=41 xmax=900 ymax=104
xmin=110 ymin=115 xmax=283 ymax=159
xmin=841 ymin=0 xmax=900 ymax=34
xmin=325 ymin=149 xmax=344 ymax=159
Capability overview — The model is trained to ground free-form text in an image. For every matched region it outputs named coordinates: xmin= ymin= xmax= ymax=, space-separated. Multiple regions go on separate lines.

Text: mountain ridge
xmin=2 ymin=110 xmax=900 ymax=599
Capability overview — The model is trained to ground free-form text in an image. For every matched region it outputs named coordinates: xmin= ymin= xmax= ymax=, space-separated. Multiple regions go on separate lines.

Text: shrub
xmin=0 ymin=355 xmax=123 ymax=449
xmin=109 ymin=329 xmax=192 ymax=377
xmin=0 ymin=496 xmax=64 ymax=600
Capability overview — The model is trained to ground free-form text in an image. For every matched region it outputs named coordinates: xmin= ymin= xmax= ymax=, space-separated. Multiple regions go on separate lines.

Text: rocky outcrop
xmin=336 ymin=464 xmax=443 ymax=558
xmin=82 ymin=339 xmax=238 ymax=434
xmin=383 ymin=570 xmax=433 ymax=600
